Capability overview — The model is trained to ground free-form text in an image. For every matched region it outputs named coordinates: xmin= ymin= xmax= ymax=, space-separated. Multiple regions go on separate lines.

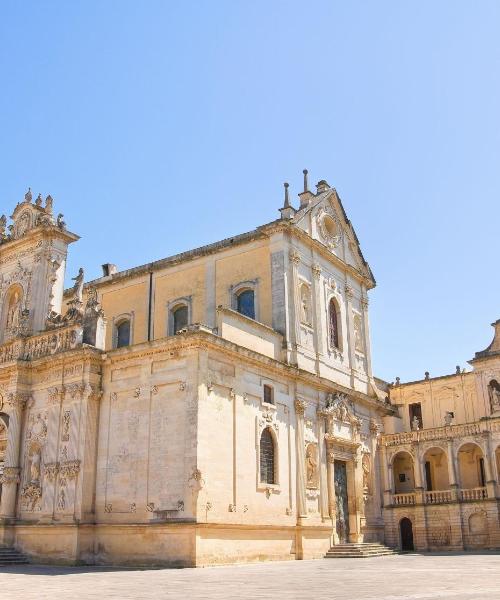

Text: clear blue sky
xmin=1 ymin=1 xmax=499 ymax=383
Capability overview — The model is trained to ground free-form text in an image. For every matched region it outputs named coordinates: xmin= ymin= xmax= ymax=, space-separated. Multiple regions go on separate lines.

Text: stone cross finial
xmin=303 ymin=169 xmax=309 ymax=192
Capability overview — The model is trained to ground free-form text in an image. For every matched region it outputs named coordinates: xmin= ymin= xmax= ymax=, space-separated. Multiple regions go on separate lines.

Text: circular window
xmin=323 ymin=215 xmax=337 ymax=238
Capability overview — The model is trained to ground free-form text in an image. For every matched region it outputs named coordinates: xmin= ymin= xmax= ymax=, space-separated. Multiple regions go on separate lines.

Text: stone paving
xmin=1 ymin=553 xmax=499 ymax=600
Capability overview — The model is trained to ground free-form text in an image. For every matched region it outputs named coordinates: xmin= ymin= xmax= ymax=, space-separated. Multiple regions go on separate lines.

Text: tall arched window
xmin=260 ymin=427 xmax=275 ymax=484
xmin=237 ymin=289 xmax=255 ymax=320
xmin=116 ymin=319 xmax=131 ymax=348
xmin=329 ymin=298 xmax=340 ymax=349
xmin=173 ymin=304 xmax=188 ymax=334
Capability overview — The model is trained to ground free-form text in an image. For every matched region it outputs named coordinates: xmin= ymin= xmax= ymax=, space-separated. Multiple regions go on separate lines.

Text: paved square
xmin=1 ymin=554 xmax=499 ymax=600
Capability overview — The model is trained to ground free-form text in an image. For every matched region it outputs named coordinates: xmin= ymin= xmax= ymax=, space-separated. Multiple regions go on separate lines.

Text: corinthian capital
xmin=289 ymin=249 xmax=300 ymax=266
xmin=6 ymin=392 xmax=30 ymax=411
xmin=294 ymin=398 xmax=307 ymax=416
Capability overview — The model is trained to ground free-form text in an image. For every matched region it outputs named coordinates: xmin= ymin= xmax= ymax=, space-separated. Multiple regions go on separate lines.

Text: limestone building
xmin=0 ymin=179 xmax=498 ymax=565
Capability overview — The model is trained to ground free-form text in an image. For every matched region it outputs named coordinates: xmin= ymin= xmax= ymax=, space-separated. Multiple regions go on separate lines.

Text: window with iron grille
xmin=260 ymin=428 xmax=275 ymax=484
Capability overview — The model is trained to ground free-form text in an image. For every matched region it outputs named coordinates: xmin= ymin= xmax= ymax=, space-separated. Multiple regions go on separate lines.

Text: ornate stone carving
xmin=344 ymin=284 xmax=354 ymax=301
xmin=299 ymin=283 xmax=312 ymax=326
xmin=316 ymin=206 xmax=341 ymax=249
xmin=188 ymin=468 xmax=205 ymax=491
xmin=0 ymin=466 xmax=20 ymax=485
xmin=488 ymin=379 xmax=500 ymax=413
xmin=59 ymin=459 xmax=80 ymax=479
xmin=43 ymin=462 xmax=59 ymax=481
xmin=6 ymin=392 xmax=30 ymax=411
xmin=20 ymin=483 xmax=42 ymax=511
xmin=289 ymin=249 xmax=300 ymax=266
xmin=306 ymin=442 xmax=319 ymax=489
xmin=312 ymin=263 xmax=321 ymax=280
xmin=353 ymin=313 xmax=363 ymax=353
xmin=133 ymin=387 xmax=141 ymax=398
xmin=259 ymin=409 xmax=279 ymax=434
xmin=1 ymin=325 xmax=83 ymax=363
xmin=62 ymin=410 xmax=71 ymax=441
xmin=362 ymin=453 xmax=372 ymax=495
xmin=294 ymin=398 xmax=307 ymax=416
xmin=47 ymin=386 xmax=61 ymax=404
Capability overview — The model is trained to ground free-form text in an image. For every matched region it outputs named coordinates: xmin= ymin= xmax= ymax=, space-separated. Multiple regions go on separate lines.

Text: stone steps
xmin=325 ymin=543 xmax=398 ymax=558
xmin=0 ymin=546 xmax=30 ymax=566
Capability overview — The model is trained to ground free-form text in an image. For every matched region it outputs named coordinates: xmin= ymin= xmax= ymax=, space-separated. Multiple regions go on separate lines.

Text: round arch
xmin=457 ymin=441 xmax=485 ymax=489
xmin=391 ymin=450 xmax=415 ymax=493
xmin=422 ymin=445 xmax=450 ymax=491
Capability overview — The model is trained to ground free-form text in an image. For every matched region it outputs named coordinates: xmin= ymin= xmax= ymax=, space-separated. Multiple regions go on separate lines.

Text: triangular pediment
xmin=292 ymin=185 xmax=374 ymax=285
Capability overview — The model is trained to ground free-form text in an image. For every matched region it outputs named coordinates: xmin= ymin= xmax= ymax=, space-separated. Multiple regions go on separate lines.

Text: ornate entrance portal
xmin=334 ymin=460 xmax=349 ymax=543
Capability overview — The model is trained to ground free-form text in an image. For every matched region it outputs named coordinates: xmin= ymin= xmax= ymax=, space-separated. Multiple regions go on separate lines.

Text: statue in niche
xmin=29 ymin=447 xmax=41 ymax=484
xmin=306 ymin=443 xmax=319 ymax=488
xmin=488 ymin=380 xmax=500 ymax=413
xmin=6 ymin=290 xmax=22 ymax=329
xmin=71 ymin=268 xmax=84 ymax=303
xmin=300 ymin=284 xmax=312 ymax=325
xmin=362 ymin=454 xmax=372 ymax=495
xmin=353 ymin=314 xmax=363 ymax=353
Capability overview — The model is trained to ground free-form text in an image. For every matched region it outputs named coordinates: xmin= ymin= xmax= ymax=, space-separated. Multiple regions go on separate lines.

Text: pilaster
xmin=294 ymin=398 xmax=307 ymax=521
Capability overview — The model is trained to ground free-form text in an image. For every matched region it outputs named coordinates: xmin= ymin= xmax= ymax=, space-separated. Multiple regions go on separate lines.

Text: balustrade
xmin=424 ymin=490 xmax=452 ymax=504
xmin=381 ymin=421 xmax=491 ymax=447
xmin=460 ymin=487 xmax=487 ymax=501
xmin=392 ymin=493 xmax=416 ymax=506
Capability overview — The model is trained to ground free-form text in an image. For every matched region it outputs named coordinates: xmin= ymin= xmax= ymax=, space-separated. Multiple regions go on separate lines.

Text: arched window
xmin=329 ymin=298 xmax=340 ymax=349
xmin=237 ymin=289 xmax=255 ymax=320
xmin=260 ymin=427 xmax=275 ymax=484
xmin=173 ymin=304 xmax=188 ymax=334
xmin=116 ymin=319 xmax=131 ymax=348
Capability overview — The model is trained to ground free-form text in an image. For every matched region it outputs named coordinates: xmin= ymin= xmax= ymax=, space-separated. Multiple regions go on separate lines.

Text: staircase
xmin=325 ymin=543 xmax=397 ymax=558
xmin=0 ymin=545 xmax=30 ymax=566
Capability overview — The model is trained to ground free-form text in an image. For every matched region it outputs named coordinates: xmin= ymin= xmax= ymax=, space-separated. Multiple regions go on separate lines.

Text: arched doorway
xmin=400 ymin=517 xmax=414 ymax=551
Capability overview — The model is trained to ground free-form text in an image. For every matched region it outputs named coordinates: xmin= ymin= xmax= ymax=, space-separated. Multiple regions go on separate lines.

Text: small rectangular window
xmin=263 ymin=384 xmax=274 ymax=405
xmin=399 ymin=473 xmax=406 ymax=483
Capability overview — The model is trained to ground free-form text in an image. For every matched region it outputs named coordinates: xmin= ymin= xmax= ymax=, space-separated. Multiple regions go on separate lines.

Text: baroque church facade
xmin=0 ymin=177 xmax=498 ymax=566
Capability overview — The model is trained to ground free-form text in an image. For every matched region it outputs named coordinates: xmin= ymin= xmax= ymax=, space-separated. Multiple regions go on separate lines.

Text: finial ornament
xmin=25 ymin=188 xmax=32 ymax=203
xmin=283 ymin=182 xmax=290 ymax=208
xmin=35 ymin=193 xmax=43 ymax=207
xmin=45 ymin=195 xmax=53 ymax=214
xmin=303 ymin=169 xmax=309 ymax=192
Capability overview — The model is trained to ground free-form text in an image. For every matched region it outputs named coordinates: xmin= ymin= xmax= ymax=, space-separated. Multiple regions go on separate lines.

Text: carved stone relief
xmin=305 ymin=442 xmax=319 ymax=489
